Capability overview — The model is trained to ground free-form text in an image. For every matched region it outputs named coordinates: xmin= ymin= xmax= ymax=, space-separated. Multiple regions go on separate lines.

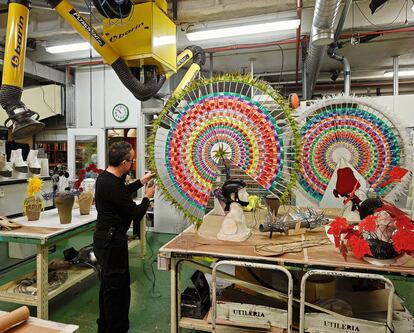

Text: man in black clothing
xmin=93 ymin=141 xmax=155 ymax=333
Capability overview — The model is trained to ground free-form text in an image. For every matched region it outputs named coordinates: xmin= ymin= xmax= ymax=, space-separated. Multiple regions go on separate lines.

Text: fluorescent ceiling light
xmin=45 ymin=42 xmax=92 ymax=54
xmin=384 ymin=69 xmax=414 ymax=77
xmin=186 ymin=18 xmax=300 ymax=41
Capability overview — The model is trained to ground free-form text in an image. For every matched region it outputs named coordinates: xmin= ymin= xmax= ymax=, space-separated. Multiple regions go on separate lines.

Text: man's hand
xmin=140 ymin=171 xmax=156 ymax=185
xmin=144 ymin=181 xmax=156 ymax=199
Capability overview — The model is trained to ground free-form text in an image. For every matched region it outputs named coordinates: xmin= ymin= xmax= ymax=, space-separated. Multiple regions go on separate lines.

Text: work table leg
xmin=171 ymin=258 xmax=178 ymax=333
xmin=36 ymin=244 xmax=49 ymax=319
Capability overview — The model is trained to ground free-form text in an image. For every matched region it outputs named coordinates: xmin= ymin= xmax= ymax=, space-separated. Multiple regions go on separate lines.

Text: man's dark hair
xmin=108 ymin=141 xmax=132 ymax=167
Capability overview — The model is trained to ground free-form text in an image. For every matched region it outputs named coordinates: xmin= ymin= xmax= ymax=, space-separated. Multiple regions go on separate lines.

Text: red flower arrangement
xmin=327 ymin=204 xmax=414 ymax=261
xmin=73 ymin=163 xmax=103 ymax=191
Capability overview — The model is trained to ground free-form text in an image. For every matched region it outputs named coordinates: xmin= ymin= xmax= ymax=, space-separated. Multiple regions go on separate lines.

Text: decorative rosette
xmin=148 ymin=75 xmax=300 ymax=225
xmin=299 ymin=96 xmax=410 ymax=203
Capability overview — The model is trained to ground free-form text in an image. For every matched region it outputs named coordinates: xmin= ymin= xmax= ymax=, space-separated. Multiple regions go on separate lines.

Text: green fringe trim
xmin=147 ymin=74 xmax=301 ymax=227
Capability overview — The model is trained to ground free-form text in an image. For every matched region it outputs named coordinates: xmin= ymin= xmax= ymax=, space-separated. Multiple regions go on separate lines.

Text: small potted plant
xmin=48 ymin=168 xmax=75 ymax=224
xmin=24 ymin=176 xmax=44 ymax=221
xmin=55 ymin=191 xmax=75 ymax=224
xmin=74 ymin=163 xmax=102 ymax=215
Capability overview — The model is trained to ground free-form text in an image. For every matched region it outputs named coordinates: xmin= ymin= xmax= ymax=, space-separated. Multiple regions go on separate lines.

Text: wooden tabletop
xmin=160 ymin=209 xmax=414 ymax=277
xmin=0 ymin=209 xmax=97 ymax=244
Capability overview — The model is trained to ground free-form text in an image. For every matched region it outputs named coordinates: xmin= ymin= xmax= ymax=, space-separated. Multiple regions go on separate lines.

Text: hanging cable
xmin=142 ymin=231 xmax=161 ymax=298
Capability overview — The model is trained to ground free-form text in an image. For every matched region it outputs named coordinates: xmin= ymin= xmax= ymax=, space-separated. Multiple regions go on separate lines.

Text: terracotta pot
xmin=55 ymin=192 xmax=75 ymax=224
xmin=24 ymin=197 xmax=42 ymax=221
xmin=265 ymin=195 xmax=280 ymax=217
xmin=78 ymin=191 xmax=93 ymax=215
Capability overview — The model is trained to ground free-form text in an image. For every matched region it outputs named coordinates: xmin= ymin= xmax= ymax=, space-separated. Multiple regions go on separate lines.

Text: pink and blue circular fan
xmin=299 ymin=96 xmax=410 ymax=203
xmin=148 ymin=75 xmax=300 ymax=224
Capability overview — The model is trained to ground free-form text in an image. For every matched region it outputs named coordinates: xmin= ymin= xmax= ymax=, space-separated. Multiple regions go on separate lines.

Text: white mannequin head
xmin=222 ymin=179 xmax=249 ymax=210
xmin=237 ymin=187 xmax=249 ymax=203
xmin=217 ymin=179 xmax=251 ymax=242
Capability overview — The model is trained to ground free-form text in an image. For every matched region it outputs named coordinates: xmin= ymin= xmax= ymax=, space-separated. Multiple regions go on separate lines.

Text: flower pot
xmin=78 ymin=191 xmax=93 ymax=215
xmin=24 ymin=197 xmax=43 ymax=221
xmin=55 ymin=192 xmax=75 ymax=224
xmin=265 ymin=195 xmax=280 ymax=218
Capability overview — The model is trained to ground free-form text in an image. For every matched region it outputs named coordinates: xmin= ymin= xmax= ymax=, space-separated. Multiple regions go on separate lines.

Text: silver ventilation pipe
xmin=327 ymin=0 xmax=352 ymax=96
xmin=393 ymin=55 xmax=400 ymax=96
xmin=327 ymin=45 xmax=351 ymax=95
xmin=303 ymin=0 xmax=342 ymax=99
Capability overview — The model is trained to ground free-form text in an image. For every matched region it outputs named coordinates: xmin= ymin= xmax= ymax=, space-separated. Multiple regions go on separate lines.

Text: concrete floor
xmin=0 ymin=231 xmax=186 ymax=333
xmin=0 ymin=231 xmax=413 ymax=333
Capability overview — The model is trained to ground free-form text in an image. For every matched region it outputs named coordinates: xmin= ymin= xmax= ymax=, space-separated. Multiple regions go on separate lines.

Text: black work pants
xmin=94 ymin=231 xmax=130 ymax=333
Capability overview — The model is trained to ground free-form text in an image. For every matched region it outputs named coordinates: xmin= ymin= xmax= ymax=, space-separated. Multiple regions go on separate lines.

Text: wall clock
xmin=112 ymin=103 xmax=129 ymax=122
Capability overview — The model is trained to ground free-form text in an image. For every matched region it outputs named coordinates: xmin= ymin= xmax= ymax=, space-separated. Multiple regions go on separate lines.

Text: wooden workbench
xmin=158 ymin=209 xmax=414 ymax=332
xmin=0 ymin=209 xmax=98 ymax=320
xmin=0 ymin=204 xmax=146 ymax=320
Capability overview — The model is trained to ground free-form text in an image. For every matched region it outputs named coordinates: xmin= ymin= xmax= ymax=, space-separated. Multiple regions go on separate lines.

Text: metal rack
xmin=300 ymin=270 xmax=395 ymax=333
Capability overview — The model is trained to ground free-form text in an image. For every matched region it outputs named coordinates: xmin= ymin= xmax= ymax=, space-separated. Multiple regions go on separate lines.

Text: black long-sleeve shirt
xmin=95 ymin=170 xmax=150 ymax=234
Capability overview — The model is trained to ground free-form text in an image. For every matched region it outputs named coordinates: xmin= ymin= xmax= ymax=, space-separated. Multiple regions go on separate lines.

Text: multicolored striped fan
xmin=148 ymin=75 xmax=300 ymax=225
xmin=298 ymin=96 xmax=410 ymax=203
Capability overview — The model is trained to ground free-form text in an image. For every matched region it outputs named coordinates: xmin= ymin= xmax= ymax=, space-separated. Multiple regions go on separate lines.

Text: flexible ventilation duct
xmin=111 ymin=59 xmax=167 ymax=101
xmin=304 ymin=0 xmax=342 ymax=99
xmin=111 ymin=46 xmax=205 ymax=101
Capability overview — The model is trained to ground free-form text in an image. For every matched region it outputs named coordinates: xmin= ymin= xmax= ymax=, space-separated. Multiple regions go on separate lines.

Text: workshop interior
xmin=1 ymin=0 xmax=414 ymax=332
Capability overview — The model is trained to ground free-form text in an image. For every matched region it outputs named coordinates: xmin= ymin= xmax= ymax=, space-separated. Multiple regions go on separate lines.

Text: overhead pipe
xmin=326 ymin=0 xmax=352 ymax=95
xmin=37 ymin=27 xmax=414 ymax=66
xmin=295 ymin=0 xmax=303 ymax=87
xmin=393 ymin=55 xmax=399 ymax=96
xmin=203 ymin=38 xmax=304 ymax=53
xmin=327 ymin=44 xmax=350 ymax=95
xmin=334 ymin=0 xmax=352 ymax=42
xmin=169 ymin=26 xmax=414 ymax=54
xmin=303 ymin=0 xmax=342 ymax=99
xmin=209 ymin=53 xmax=214 ymax=78
xmin=250 ymin=57 xmax=255 ymax=79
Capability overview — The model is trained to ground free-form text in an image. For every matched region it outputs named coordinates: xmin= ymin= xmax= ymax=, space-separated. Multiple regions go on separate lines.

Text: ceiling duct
xmin=327 ymin=0 xmax=352 ymax=96
xmin=303 ymin=0 xmax=342 ymax=99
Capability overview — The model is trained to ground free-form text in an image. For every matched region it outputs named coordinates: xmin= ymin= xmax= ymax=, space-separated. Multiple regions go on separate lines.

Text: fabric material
xmin=333 ymin=166 xmax=361 ymax=209
xmin=94 ymin=170 xmax=150 ymax=333
xmin=333 ymin=167 xmax=360 ymax=197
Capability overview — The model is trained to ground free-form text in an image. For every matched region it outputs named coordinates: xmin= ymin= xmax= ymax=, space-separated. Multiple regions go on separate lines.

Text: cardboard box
xmin=212 ymin=286 xmax=290 ymax=329
xmin=336 ymin=289 xmax=404 ymax=314
xmin=305 ymin=279 xmax=336 ymax=303
xmin=9 ymin=243 xmax=36 ymax=259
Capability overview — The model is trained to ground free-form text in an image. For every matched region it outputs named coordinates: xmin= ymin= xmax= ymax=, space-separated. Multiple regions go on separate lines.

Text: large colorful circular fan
xmin=299 ymin=95 xmax=410 ymax=203
xmin=148 ymin=75 xmax=300 ymax=224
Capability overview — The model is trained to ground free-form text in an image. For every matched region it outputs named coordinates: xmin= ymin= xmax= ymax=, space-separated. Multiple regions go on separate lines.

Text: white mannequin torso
xmin=217 ymin=188 xmax=251 ymax=242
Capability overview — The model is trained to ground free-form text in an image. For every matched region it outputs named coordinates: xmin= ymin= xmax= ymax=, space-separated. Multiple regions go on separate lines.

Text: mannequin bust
xmin=217 ymin=179 xmax=251 ymax=242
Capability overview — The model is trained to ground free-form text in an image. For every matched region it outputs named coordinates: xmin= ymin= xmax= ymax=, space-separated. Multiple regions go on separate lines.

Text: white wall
xmin=75 ymin=66 xmax=141 ymax=129
xmin=372 ymin=95 xmax=414 ymax=127
xmin=0 ymin=85 xmax=62 ymax=125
